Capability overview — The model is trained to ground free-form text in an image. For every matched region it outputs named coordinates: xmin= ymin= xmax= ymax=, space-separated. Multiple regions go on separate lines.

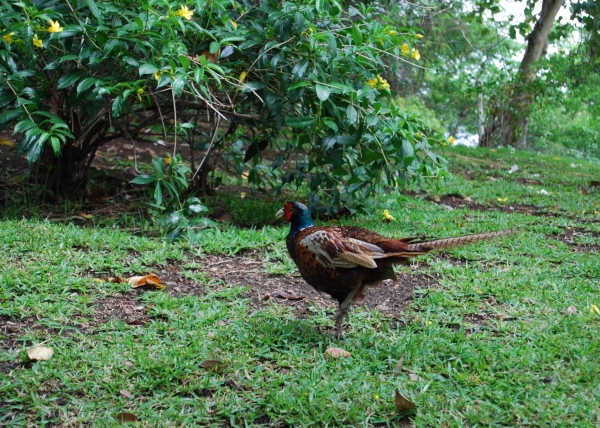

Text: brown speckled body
xmin=286 ymin=225 xmax=413 ymax=304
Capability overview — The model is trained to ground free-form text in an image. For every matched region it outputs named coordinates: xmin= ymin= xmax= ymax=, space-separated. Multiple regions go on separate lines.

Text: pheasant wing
xmin=299 ymin=230 xmax=387 ymax=269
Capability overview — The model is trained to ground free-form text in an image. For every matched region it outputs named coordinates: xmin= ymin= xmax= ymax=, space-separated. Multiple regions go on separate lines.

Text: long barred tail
xmin=405 ymin=230 xmax=516 ymax=252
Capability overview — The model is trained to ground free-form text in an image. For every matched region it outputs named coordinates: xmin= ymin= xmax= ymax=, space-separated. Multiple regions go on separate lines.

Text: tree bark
xmin=481 ymin=0 xmax=564 ymax=149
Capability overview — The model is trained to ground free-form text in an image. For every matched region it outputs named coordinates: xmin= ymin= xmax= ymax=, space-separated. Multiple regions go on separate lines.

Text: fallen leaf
xmin=508 ymin=164 xmax=519 ymax=174
xmin=394 ymin=357 xmax=404 ymax=373
xmin=408 ymin=373 xmax=420 ymax=381
xmin=0 ymin=138 xmax=16 ymax=147
xmin=128 ymin=273 xmax=164 ymax=289
xmin=325 ymin=347 xmax=351 ymax=359
xmin=565 ymin=305 xmax=578 ymax=315
xmin=107 ymin=277 xmax=126 ymax=283
xmin=590 ymin=304 xmax=600 ymax=315
xmin=217 ymin=213 xmax=233 ymax=223
xmin=27 ymin=346 xmax=54 ymax=361
xmin=120 ymin=389 xmax=132 ymax=399
xmin=272 ymin=289 xmax=305 ymax=301
xmin=200 ymin=359 xmax=225 ymax=372
xmin=115 ymin=412 xmax=138 ymax=423
xmin=394 ymin=389 xmax=417 ymax=413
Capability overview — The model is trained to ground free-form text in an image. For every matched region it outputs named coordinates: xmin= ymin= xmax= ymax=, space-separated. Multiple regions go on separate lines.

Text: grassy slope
xmin=1 ymin=146 xmax=599 ymax=427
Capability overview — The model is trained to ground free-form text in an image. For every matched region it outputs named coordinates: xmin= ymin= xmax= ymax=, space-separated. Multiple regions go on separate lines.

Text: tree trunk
xmin=481 ymin=0 xmax=564 ymax=148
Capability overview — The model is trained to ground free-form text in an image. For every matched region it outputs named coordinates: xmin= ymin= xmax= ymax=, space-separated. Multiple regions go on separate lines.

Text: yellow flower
xmin=590 ymin=305 xmax=600 ymax=315
xmin=382 ymin=209 xmax=395 ymax=222
xmin=47 ymin=20 xmax=63 ymax=33
xmin=448 ymin=136 xmax=456 ymax=145
xmin=373 ymin=394 xmax=380 ymax=400
xmin=400 ymin=43 xmax=409 ymax=54
xmin=32 ymin=34 xmax=43 ymax=48
xmin=240 ymin=192 xmax=246 ymax=199
xmin=2 ymin=32 xmax=14 ymax=43
xmin=497 ymin=197 xmax=508 ymax=203
xmin=387 ymin=29 xmax=397 ymax=36
xmin=153 ymin=70 xmax=162 ymax=80
xmin=411 ymin=48 xmax=421 ymax=60
xmin=416 ymin=34 xmax=424 ymax=39
xmin=229 ymin=19 xmax=238 ymax=30
xmin=176 ymin=5 xmax=194 ymax=20
xmin=366 ymin=75 xmax=390 ymax=91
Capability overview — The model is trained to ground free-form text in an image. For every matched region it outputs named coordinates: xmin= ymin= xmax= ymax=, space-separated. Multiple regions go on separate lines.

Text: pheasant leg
xmin=334 ymin=288 xmax=359 ymax=338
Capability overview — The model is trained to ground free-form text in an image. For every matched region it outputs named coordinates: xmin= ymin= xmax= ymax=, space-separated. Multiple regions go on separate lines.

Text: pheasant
xmin=276 ymin=201 xmax=514 ymax=338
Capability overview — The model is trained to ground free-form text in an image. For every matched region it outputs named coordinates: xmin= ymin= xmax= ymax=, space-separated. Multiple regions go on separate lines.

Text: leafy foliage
xmin=131 ymin=155 xmax=217 ymax=240
xmin=0 ymin=0 xmax=447 ymax=212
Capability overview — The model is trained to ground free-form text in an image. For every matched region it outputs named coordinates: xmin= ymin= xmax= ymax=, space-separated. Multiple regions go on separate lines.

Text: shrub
xmin=0 ymin=0 xmax=447 ymax=212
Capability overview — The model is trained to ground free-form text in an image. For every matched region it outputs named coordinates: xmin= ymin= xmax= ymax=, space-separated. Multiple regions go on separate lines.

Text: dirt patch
xmin=196 ymin=254 xmax=438 ymax=321
xmin=551 ymin=227 xmax=600 ymax=253
xmin=430 ymin=193 xmax=567 ymax=218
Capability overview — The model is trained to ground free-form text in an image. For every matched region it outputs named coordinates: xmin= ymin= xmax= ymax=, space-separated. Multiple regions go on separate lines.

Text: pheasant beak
xmin=275 ymin=208 xmax=285 ymax=220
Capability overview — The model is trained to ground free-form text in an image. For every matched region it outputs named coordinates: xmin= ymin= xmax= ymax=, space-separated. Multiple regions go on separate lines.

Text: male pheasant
xmin=276 ymin=201 xmax=514 ymax=338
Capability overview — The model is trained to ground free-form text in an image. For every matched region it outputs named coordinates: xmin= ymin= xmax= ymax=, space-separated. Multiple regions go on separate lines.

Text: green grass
xmin=1 ymin=146 xmax=600 ymax=426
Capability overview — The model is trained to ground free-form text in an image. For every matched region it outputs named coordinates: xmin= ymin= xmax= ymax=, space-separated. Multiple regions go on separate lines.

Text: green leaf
xmin=139 ymin=64 xmax=158 ymax=76
xmin=187 ymin=204 xmax=209 ymax=215
xmin=57 ymin=71 xmax=86 ymax=90
xmin=209 ymin=41 xmax=220 ymax=54
xmin=83 ymin=0 xmax=102 ymax=21
xmin=0 ymin=91 xmax=16 ymax=108
xmin=351 ymin=24 xmax=363 ymax=45
xmin=0 ymin=110 xmax=23 ymax=124
xmin=292 ymin=59 xmax=310 ymax=80
xmin=172 ymin=77 xmax=186 ymax=96
xmin=285 ymin=116 xmax=317 ymax=128
xmin=316 ymin=84 xmax=332 ymax=102
xmin=346 ymin=105 xmax=358 ymax=125
xmin=130 ymin=175 xmax=158 ymax=185
xmin=76 ymin=77 xmax=98 ymax=95
xmin=154 ymin=182 xmax=163 ymax=206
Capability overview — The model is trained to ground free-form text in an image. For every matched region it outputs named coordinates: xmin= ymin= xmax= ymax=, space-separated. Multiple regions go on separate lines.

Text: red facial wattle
xmin=284 ymin=203 xmax=294 ymax=222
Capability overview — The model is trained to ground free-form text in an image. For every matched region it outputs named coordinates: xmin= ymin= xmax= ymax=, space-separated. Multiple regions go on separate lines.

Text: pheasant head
xmin=276 ymin=201 xmax=315 ymax=238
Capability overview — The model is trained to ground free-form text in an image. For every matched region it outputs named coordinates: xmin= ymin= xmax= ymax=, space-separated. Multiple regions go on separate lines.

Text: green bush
xmin=0 ymin=0 xmax=447 ymax=211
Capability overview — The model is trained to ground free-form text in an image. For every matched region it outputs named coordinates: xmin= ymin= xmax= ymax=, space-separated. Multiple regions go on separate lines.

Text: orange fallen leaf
xmin=128 ymin=274 xmax=164 ymax=289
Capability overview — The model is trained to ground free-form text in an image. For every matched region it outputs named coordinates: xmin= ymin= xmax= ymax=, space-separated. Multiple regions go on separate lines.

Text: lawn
xmin=1 ymin=145 xmax=599 ymax=427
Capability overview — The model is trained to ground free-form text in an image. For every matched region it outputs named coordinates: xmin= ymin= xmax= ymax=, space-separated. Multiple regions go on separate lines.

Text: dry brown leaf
xmin=107 ymin=277 xmax=126 ymax=283
xmin=394 ymin=389 xmax=417 ymax=413
xmin=272 ymin=289 xmax=305 ymax=301
xmin=325 ymin=347 xmax=351 ymax=359
xmin=120 ymin=389 xmax=132 ymax=399
xmin=566 ymin=305 xmax=578 ymax=315
xmin=128 ymin=273 xmax=164 ymax=289
xmin=27 ymin=346 xmax=54 ymax=361
xmin=200 ymin=359 xmax=225 ymax=372
xmin=115 ymin=412 xmax=138 ymax=423
xmin=217 ymin=213 xmax=233 ymax=223
xmin=394 ymin=357 xmax=404 ymax=373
